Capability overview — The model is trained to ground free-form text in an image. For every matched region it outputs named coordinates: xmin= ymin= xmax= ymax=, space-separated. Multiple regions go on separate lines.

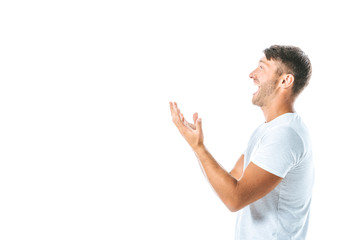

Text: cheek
xmin=257 ymin=76 xmax=266 ymax=85
xmin=259 ymin=73 xmax=273 ymax=84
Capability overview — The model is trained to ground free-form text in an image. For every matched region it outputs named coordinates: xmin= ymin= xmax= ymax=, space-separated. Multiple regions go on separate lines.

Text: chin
xmin=252 ymin=96 xmax=259 ymax=106
xmin=252 ymin=98 xmax=263 ymax=107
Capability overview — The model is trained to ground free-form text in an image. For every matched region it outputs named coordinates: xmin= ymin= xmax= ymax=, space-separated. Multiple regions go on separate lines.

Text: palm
xmin=169 ymin=102 xmax=203 ymax=150
xmin=181 ymin=112 xmax=198 ymax=130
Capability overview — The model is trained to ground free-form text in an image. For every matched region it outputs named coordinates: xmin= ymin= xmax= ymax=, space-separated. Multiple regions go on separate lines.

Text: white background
xmin=1 ymin=0 xmax=359 ymax=239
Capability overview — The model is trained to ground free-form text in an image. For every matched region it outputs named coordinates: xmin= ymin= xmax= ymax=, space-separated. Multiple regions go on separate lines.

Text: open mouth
xmin=253 ymin=82 xmax=260 ymax=95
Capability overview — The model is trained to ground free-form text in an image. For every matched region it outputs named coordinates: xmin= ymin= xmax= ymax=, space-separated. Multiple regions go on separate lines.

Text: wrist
xmin=193 ymin=143 xmax=206 ymax=156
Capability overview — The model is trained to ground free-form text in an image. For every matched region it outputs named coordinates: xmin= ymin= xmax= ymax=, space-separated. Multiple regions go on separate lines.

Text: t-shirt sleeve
xmin=251 ymin=126 xmax=304 ymax=178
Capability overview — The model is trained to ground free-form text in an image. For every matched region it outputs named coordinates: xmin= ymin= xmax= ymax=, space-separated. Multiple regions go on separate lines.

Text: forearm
xmin=193 ymin=145 xmax=239 ymax=211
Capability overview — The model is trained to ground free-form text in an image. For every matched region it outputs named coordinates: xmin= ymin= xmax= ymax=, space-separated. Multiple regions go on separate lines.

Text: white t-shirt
xmin=235 ymin=113 xmax=314 ymax=240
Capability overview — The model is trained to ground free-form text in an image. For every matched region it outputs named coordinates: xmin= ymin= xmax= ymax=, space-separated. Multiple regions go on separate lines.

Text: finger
xmin=193 ymin=112 xmax=198 ymax=124
xmin=170 ymin=102 xmax=180 ymax=118
xmin=174 ymin=102 xmax=184 ymax=123
xmin=170 ymin=102 xmax=186 ymax=130
xmin=174 ymin=102 xmax=181 ymax=115
xmin=169 ymin=102 xmax=173 ymax=115
xmin=169 ymin=102 xmax=177 ymax=119
xmin=170 ymin=102 xmax=180 ymax=122
xmin=169 ymin=101 xmax=175 ymax=113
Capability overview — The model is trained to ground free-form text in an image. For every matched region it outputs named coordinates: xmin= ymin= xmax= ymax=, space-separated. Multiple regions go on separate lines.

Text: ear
xmin=280 ymin=74 xmax=294 ymax=89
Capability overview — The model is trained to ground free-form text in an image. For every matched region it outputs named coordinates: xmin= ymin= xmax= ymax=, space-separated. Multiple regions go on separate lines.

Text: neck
xmin=261 ymin=98 xmax=295 ymax=123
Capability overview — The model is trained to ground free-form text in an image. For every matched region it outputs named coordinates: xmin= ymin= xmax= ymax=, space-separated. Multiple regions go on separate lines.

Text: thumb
xmin=196 ymin=117 xmax=202 ymax=132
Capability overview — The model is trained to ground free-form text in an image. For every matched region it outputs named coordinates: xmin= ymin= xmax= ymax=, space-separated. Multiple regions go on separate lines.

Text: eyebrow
xmin=259 ymin=60 xmax=269 ymax=66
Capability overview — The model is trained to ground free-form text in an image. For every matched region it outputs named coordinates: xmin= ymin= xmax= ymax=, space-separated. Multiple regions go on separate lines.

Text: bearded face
xmin=250 ymin=57 xmax=280 ymax=107
xmin=252 ymin=76 xmax=279 ymax=107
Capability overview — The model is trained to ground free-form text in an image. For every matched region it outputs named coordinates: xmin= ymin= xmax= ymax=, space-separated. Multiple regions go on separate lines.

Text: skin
xmin=169 ymin=56 xmax=297 ymax=212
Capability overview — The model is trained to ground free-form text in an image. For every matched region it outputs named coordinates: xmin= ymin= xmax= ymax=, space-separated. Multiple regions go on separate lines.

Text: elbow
xmin=224 ymin=181 xmax=248 ymax=212
xmin=227 ymin=205 xmax=239 ymax=213
xmin=225 ymin=197 xmax=244 ymax=213
xmin=227 ymin=204 xmax=242 ymax=213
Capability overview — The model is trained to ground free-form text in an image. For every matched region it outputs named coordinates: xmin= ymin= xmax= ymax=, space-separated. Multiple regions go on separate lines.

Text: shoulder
xmin=263 ymin=113 xmax=310 ymax=144
xmin=262 ymin=125 xmax=303 ymax=144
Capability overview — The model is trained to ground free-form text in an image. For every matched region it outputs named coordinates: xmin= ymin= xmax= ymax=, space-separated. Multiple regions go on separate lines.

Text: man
xmin=169 ymin=45 xmax=314 ymax=240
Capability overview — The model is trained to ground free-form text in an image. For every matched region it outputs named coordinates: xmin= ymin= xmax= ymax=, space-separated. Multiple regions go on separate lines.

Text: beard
xmin=252 ymin=78 xmax=279 ymax=107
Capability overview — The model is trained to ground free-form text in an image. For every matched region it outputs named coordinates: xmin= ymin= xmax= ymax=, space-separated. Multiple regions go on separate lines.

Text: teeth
xmin=253 ymin=84 xmax=259 ymax=94
xmin=253 ymin=83 xmax=259 ymax=92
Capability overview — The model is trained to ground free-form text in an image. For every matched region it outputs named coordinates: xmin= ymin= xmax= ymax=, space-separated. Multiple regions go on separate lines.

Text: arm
xmin=230 ymin=154 xmax=244 ymax=180
xmin=194 ymin=146 xmax=282 ymax=212
xmin=170 ymin=102 xmax=282 ymax=212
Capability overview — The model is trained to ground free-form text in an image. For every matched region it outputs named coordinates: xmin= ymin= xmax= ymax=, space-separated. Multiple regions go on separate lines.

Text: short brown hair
xmin=264 ymin=45 xmax=312 ymax=97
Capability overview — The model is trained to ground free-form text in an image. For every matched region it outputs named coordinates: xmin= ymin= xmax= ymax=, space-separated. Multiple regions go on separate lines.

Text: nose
xmin=249 ymin=69 xmax=256 ymax=79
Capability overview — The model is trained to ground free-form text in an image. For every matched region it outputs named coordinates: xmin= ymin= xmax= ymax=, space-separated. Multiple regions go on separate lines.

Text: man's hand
xmin=169 ymin=102 xmax=204 ymax=151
